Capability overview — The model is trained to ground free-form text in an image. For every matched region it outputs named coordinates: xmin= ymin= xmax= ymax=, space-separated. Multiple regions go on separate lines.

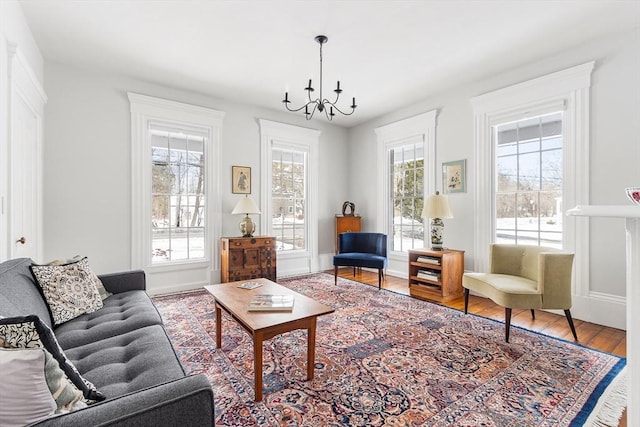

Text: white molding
xmin=259 ymin=119 xmax=320 ymax=276
xmin=471 ymin=62 xmax=602 ymax=322
xmin=375 ymin=110 xmax=437 ymax=273
xmin=128 ymin=93 xmax=225 ymax=291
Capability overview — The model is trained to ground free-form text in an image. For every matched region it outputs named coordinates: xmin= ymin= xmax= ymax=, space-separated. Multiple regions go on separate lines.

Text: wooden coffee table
xmin=204 ymin=278 xmax=334 ymax=401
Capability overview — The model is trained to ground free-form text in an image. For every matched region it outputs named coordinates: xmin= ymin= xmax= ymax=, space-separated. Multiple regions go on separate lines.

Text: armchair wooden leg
xmin=334 ymin=266 xmax=338 ymax=285
xmin=564 ymin=309 xmax=578 ymax=341
xmin=378 ymin=269 xmax=382 ymax=290
xmin=464 ymin=288 xmax=470 ymax=314
xmin=353 ymin=267 xmax=356 ymax=277
xmin=505 ymin=308 xmax=512 ymax=343
xmin=530 ymin=309 xmax=535 ymax=320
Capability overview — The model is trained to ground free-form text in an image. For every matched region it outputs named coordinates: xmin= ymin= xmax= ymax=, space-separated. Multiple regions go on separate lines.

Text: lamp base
xmin=430 ymin=217 xmax=445 ymax=251
xmin=239 ymin=215 xmax=256 ymax=238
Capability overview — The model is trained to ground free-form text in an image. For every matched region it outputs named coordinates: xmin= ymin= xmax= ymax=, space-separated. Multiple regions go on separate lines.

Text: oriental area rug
xmin=152 ymin=273 xmax=626 ymax=426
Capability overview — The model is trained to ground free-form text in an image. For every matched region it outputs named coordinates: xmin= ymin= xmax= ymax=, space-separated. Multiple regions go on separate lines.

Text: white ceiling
xmin=19 ymin=0 xmax=640 ymax=128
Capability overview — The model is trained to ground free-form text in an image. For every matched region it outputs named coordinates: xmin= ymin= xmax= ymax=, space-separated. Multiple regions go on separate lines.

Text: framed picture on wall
xmin=232 ymin=166 xmax=251 ymax=194
xmin=442 ymin=159 xmax=466 ymax=194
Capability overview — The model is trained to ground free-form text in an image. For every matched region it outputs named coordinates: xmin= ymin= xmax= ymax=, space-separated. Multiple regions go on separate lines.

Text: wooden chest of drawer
xmin=220 ymin=237 xmax=276 ymax=282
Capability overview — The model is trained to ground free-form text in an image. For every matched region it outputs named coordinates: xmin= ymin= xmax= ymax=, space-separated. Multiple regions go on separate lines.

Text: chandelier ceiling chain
xmin=282 ymin=35 xmax=357 ymax=121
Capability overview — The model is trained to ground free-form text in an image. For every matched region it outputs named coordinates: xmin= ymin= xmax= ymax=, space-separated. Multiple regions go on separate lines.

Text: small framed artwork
xmin=232 ymin=166 xmax=251 ymax=194
xmin=442 ymin=159 xmax=466 ymax=194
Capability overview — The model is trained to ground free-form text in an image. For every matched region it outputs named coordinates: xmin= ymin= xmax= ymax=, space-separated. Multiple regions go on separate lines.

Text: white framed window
xmin=151 ymin=128 xmax=206 ymax=263
xmin=375 ymin=111 xmax=437 ymax=262
xmin=272 ymin=146 xmax=307 ymax=251
xmin=494 ymin=111 xmax=564 ymax=248
xmin=259 ymin=119 xmax=320 ymax=276
xmin=471 ymin=62 xmax=593 ymax=287
xmin=389 ymin=140 xmax=425 ymax=252
xmin=129 ymin=93 xmax=224 ymax=292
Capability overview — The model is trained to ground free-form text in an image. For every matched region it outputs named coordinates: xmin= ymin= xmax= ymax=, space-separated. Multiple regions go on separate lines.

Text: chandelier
xmin=282 ymin=35 xmax=357 ymax=121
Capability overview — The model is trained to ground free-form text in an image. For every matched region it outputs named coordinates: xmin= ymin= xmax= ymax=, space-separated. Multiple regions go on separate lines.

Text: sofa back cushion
xmin=0 ymin=258 xmax=52 ymax=328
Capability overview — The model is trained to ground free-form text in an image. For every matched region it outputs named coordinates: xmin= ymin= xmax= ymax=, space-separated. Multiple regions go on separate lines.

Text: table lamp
xmin=232 ymin=196 xmax=261 ymax=237
xmin=422 ymin=191 xmax=453 ymax=250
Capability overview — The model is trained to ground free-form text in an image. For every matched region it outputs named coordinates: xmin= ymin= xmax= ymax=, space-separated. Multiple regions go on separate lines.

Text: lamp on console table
xmin=422 ymin=191 xmax=453 ymax=250
xmin=232 ymin=196 xmax=261 ymax=237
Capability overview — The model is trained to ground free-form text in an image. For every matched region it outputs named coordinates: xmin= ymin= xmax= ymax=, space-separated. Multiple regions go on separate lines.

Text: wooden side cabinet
xmin=220 ymin=237 xmax=276 ymax=283
xmin=408 ymin=248 xmax=464 ymax=303
xmin=335 ymin=215 xmax=361 ymax=253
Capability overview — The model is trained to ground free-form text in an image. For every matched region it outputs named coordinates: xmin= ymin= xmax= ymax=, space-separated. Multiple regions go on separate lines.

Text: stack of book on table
xmin=248 ymin=294 xmax=295 ymax=311
xmin=417 ymin=269 xmax=441 ymax=282
xmin=416 ymin=256 xmax=440 ymax=265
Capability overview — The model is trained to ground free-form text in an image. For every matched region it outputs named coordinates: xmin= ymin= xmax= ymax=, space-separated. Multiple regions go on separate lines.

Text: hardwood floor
xmin=331 ymin=268 xmax=627 ymax=426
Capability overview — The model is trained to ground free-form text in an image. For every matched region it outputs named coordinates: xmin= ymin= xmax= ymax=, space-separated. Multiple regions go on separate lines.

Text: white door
xmin=6 ymin=46 xmax=46 ymax=261
xmin=10 ymin=93 xmax=39 ymax=259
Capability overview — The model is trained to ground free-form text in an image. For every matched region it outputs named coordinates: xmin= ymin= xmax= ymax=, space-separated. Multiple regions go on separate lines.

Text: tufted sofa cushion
xmin=54 ymin=291 xmax=163 ymax=349
xmin=62 ymin=325 xmax=185 ymax=397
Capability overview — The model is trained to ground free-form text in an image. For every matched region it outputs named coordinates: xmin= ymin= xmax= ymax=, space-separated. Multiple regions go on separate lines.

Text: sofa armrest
xmin=32 ymin=374 xmax=214 ymax=427
xmin=98 ymin=270 xmax=146 ymax=294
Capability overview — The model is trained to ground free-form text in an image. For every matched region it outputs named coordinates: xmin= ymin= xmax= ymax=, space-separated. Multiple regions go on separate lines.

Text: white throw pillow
xmin=0 ymin=348 xmax=57 ymax=427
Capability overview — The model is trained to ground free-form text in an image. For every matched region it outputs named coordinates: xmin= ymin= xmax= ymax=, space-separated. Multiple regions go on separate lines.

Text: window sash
xmin=493 ymin=112 xmax=563 ymax=248
xmin=271 ymin=146 xmax=307 ymax=252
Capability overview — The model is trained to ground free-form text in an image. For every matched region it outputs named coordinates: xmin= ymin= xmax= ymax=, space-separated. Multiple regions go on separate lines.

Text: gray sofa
xmin=0 ymin=258 xmax=214 ymax=426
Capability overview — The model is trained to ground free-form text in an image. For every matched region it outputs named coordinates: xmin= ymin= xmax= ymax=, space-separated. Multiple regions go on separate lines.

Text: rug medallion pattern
xmin=152 ymin=273 xmax=625 ymax=426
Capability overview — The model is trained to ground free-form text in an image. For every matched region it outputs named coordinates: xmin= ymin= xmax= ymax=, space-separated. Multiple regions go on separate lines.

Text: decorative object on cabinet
xmin=231 ymin=196 xmax=261 ymax=237
xmin=626 ymin=186 xmax=640 ymax=205
xmin=335 ymin=214 xmax=361 ymax=253
xmin=282 ymin=35 xmax=357 ymax=121
xmin=422 ymin=191 xmax=453 ymax=250
xmin=408 ymin=248 xmax=464 ymax=303
xmin=341 ymin=201 xmax=355 ymax=216
xmin=220 ymin=237 xmax=276 ymax=283
xmin=334 ymin=232 xmax=387 ymax=289
xmin=232 ymin=165 xmax=251 ymax=194
xmin=442 ymin=159 xmax=466 ymax=193
xmin=462 ymin=243 xmax=576 ymax=343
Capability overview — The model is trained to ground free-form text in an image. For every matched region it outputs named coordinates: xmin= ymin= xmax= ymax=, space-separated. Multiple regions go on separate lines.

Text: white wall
xmin=42 ymin=62 xmax=349 ymax=275
xmin=348 ymin=27 xmax=640 ymax=328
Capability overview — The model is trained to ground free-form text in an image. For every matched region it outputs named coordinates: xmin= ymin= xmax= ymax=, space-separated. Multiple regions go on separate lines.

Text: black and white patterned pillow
xmin=30 ymin=257 xmax=104 ymax=325
xmin=0 ymin=315 xmax=106 ymax=402
xmin=45 ymin=256 xmax=112 ymax=300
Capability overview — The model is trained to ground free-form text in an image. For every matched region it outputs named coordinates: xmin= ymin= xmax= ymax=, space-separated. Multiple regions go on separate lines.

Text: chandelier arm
xmin=326 ymin=102 xmax=357 ymax=116
xmin=306 ymin=102 xmax=319 ymax=120
xmin=283 ymin=100 xmax=316 ymax=113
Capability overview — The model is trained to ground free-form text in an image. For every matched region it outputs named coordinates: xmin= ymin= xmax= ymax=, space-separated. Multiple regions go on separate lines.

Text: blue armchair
xmin=333 ymin=232 xmax=388 ymax=289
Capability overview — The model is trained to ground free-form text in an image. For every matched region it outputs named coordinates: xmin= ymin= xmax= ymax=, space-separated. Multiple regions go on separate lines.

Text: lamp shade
xmin=422 ymin=191 xmax=453 ymax=219
xmin=232 ymin=196 xmax=261 ymax=214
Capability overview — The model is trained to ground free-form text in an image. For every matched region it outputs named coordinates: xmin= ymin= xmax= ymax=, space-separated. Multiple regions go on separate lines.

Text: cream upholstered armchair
xmin=463 ymin=243 xmax=577 ymax=343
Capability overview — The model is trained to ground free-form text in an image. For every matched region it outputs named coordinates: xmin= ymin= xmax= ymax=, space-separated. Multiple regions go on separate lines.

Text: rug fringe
xmin=585 ymin=366 xmax=627 ymax=426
